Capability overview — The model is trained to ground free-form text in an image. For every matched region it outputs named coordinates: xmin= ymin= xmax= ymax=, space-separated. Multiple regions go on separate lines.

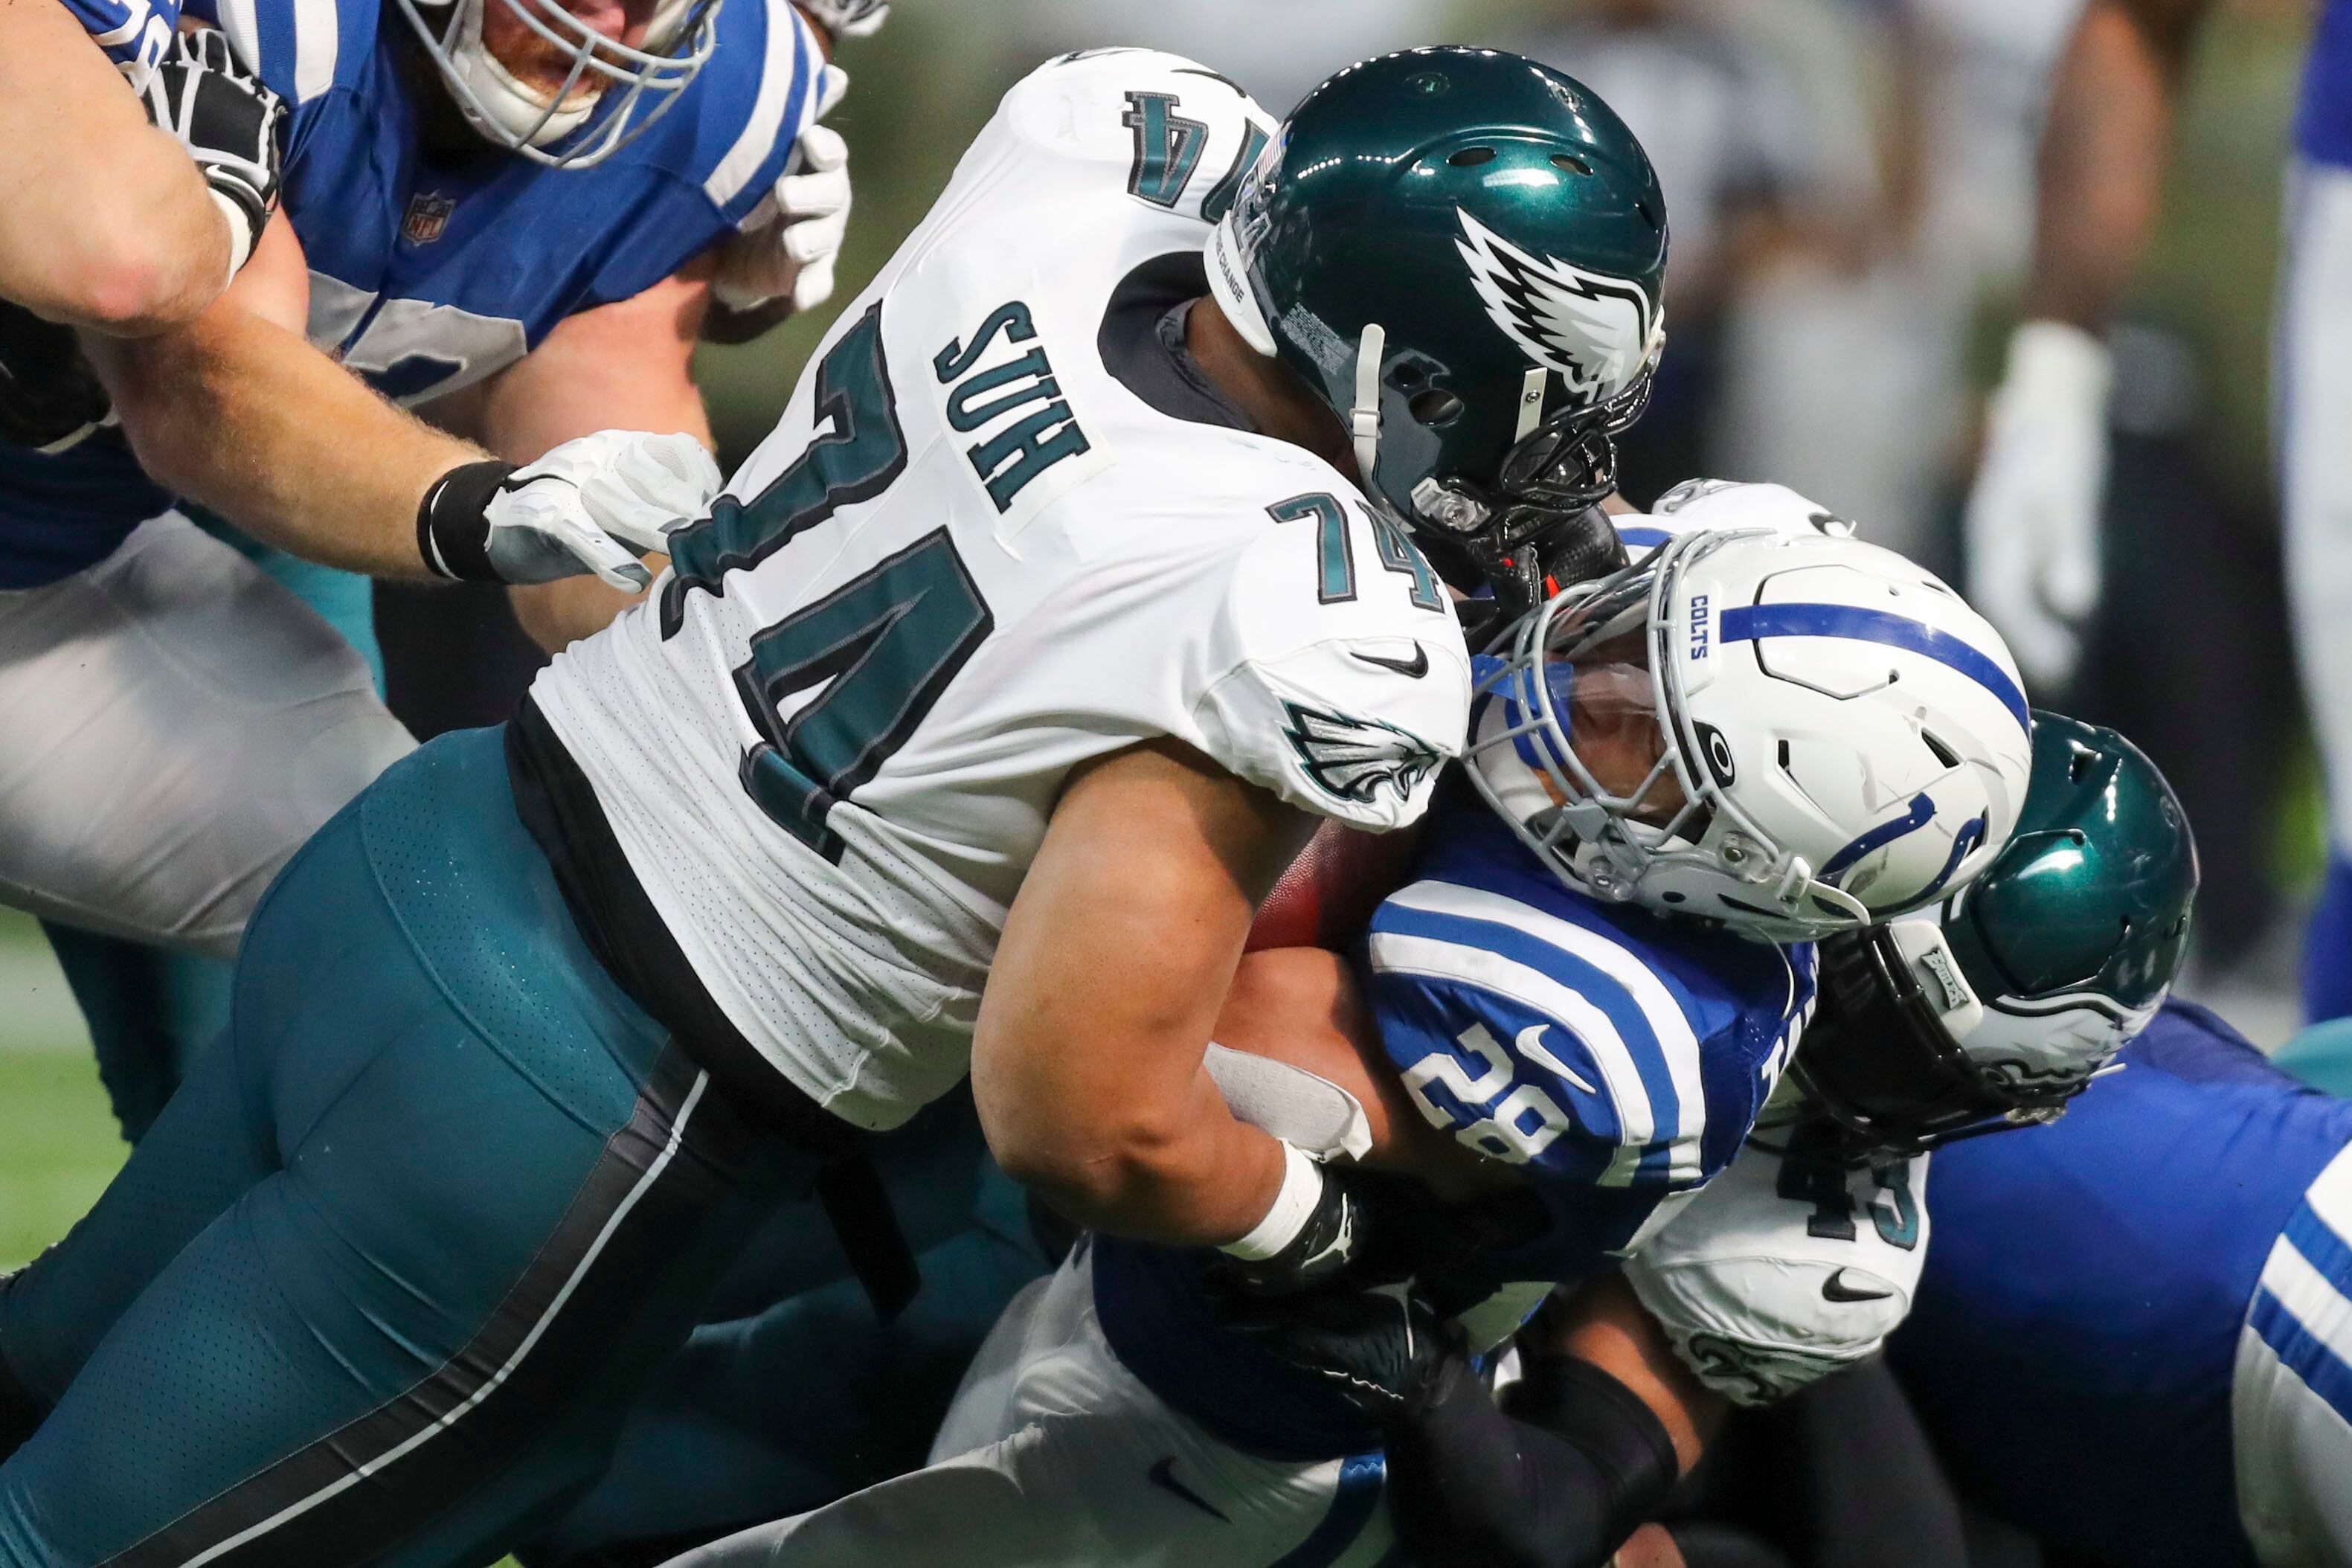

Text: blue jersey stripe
xmin=1373 ymin=899 xmax=1688 ymax=1148
xmin=2250 ymin=1284 xmax=2352 ymax=1427
xmin=1719 ymin=601 xmax=2031 ymax=733
xmin=2287 ymin=1198 xmax=2352 ymax=1293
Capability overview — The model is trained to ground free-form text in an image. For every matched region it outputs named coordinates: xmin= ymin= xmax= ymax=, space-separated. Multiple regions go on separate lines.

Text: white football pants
xmin=663 ymin=1247 xmax=1397 ymax=1568
xmin=2283 ymin=161 xmax=2352 ymax=858
xmin=0 ymin=512 xmax=415 ymax=957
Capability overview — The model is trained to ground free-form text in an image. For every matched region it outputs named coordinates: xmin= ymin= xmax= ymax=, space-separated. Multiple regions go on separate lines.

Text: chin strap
xmin=1352 ymin=322 xmax=1385 ymax=496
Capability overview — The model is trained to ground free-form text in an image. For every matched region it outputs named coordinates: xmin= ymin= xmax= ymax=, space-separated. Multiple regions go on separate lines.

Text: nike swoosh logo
xmin=1822 ymin=1268 xmax=1895 ymax=1303
xmin=1352 ymin=643 xmax=1430 ymax=678
xmin=1512 ymin=1024 xmax=1598 ymax=1096
xmin=1147 ymin=1456 xmax=1231 ymax=1522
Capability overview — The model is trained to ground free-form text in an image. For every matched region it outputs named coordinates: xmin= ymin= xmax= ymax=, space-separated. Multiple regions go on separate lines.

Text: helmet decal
xmin=1453 ymin=209 xmax=1657 ymax=408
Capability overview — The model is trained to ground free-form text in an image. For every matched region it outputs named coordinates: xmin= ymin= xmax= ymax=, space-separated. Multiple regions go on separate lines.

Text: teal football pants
xmin=0 ymin=727 xmax=817 ymax=1567
xmin=520 ymin=1103 xmax=1050 ymax=1566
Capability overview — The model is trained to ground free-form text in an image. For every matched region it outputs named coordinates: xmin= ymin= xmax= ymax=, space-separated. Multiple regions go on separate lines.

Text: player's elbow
xmin=68 ymin=250 xmax=205 ymax=337
xmin=57 ymin=195 xmax=222 ymax=336
xmin=984 ymin=1095 xmax=1194 ymax=1233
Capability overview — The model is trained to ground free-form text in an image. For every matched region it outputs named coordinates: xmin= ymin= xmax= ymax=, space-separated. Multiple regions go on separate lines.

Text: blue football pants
xmin=0 ymin=728 xmax=817 ymax=1567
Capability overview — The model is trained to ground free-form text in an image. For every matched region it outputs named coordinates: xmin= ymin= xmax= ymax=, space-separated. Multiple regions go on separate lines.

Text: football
xmin=1245 ymin=817 xmax=1426 ymax=952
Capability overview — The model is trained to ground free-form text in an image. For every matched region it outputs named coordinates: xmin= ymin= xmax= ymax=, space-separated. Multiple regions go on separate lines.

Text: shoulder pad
xmin=1191 ymin=495 xmax=1469 ymax=831
xmin=1623 ymin=1140 xmax=1930 ymax=1404
xmin=1366 ymin=876 xmax=1729 ymax=1188
xmin=998 ymin=48 xmax=1278 ymax=225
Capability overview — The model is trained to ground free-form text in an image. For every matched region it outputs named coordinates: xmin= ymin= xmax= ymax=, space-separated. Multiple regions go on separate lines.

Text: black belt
xmin=504 ymin=696 xmax=921 ymax=1321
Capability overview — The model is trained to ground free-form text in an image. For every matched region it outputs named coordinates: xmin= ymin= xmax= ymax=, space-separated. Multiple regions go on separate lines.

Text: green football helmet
xmin=1790 ymin=711 xmax=2199 ymax=1156
xmin=1205 ymin=47 xmax=1669 ymax=598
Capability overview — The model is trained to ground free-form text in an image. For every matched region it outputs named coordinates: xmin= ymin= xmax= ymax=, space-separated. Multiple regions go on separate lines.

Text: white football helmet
xmin=1467 ymin=527 xmax=2034 ymax=942
xmin=395 ymin=0 xmax=721 ymax=168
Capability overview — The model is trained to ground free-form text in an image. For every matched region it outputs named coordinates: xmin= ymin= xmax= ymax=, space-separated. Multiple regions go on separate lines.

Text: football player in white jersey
xmin=658 ymin=486 xmax=2035 ymax=1568
xmin=0 ymin=43 xmax=1687 ymax=1567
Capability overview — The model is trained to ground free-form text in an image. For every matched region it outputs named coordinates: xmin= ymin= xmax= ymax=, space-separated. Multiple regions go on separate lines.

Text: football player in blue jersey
xmin=1326 ymin=710 xmax=2201 ymax=1568
xmin=661 ymin=494 xmax=2038 ymax=1568
xmin=1874 ymin=997 xmax=2352 ymax=1568
xmin=1214 ymin=708 xmax=2202 ymax=1568
xmin=0 ymin=0 xmax=873 ymax=1095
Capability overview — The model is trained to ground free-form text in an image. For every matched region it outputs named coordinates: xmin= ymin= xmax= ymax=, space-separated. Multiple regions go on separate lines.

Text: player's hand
xmin=0 ymin=304 xmax=112 ymax=453
xmin=1963 ymin=320 xmax=2112 ymax=692
xmin=712 ymin=65 xmax=852 ymax=316
xmin=1219 ymin=1281 xmax=1453 ymax=1423
xmin=793 ymin=0 xmax=890 ymax=42
xmin=1206 ymin=1157 xmax=1398 ymax=1299
xmin=419 ymin=431 xmax=722 ymax=590
xmin=139 ymin=30 xmax=286 ymax=282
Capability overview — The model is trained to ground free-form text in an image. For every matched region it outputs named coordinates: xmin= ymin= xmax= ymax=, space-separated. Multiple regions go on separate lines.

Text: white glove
xmin=422 ymin=431 xmax=722 ymax=590
xmin=794 ymin=0 xmax=888 ymax=39
xmin=1963 ymin=320 xmax=2113 ymax=691
xmin=713 ymin=65 xmax=853 ymax=315
xmin=1621 ymin=1140 xmax=1930 ymax=1406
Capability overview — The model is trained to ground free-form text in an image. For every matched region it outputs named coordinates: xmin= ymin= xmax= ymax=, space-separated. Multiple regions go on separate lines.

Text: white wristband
xmin=212 ymin=188 xmax=254 ymax=284
xmin=1219 ymin=1140 xmax=1323 ymax=1261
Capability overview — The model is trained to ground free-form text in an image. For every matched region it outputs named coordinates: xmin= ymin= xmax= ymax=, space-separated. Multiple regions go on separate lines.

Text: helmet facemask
xmin=394 ymin=0 xmax=721 ymax=168
xmin=1465 ymin=529 xmax=1877 ymax=942
xmin=1198 ymin=50 xmax=1670 ymax=611
xmin=1790 ymin=915 xmax=2162 ymax=1160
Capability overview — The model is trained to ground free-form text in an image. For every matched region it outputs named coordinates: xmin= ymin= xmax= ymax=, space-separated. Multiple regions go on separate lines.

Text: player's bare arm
xmin=2030 ymin=0 xmax=2215 ymax=332
xmin=0 ymin=0 xmax=230 ymax=334
xmin=974 ymin=739 xmax=1324 ymax=1247
xmin=85 ymin=213 xmax=496 ymax=579
xmin=472 ymin=266 xmax=718 ymax=647
xmin=86 ymin=210 xmax=709 ymax=589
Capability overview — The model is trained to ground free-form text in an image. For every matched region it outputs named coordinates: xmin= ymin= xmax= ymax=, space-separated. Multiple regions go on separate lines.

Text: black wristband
xmin=417 ymin=460 xmax=518 ymax=581
xmin=1383 ymin=1354 xmax=1680 ymax=1568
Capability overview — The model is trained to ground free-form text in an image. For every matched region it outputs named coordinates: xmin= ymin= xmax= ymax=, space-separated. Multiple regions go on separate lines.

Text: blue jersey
xmin=9 ymin=0 xmax=820 ymax=588
xmin=2303 ymin=0 xmax=2352 ymax=169
xmin=57 ymin=0 xmax=175 ymax=85
xmin=1890 ymin=1001 xmax=2352 ymax=1568
xmin=1093 ymin=802 xmax=1814 ymax=1459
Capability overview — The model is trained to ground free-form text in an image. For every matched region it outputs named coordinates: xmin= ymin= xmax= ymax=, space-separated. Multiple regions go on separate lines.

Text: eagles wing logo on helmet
xmin=1454 ymin=210 xmax=1657 ymax=408
xmin=1282 ymin=703 xmax=1442 ymax=805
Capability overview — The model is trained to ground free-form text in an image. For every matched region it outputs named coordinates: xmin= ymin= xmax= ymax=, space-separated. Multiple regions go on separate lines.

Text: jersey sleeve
xmin=1363 ymin=875 xmax=1723 ymax=1190
xmin=1622 ymin=1140 xmax=1930 ymax=1405
xmin=995 ymin=47 xmax=1279 ymax=225
xmin=60 ymin=0 xmax=176 ymax=87
xmin=1189 ymin=497 xmax=1471 ymax=831
xmin=208 ymin=0 xmax=376 ymax=106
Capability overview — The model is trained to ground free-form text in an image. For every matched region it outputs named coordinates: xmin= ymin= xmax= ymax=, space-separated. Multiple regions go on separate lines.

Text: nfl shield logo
xmin=402 ymin=192 xmax=455 ymax=245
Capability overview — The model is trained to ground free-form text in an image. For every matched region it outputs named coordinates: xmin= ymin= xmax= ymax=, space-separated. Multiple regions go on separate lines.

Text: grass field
xmin=0 ymin=1046 xmax=124 ymax=1272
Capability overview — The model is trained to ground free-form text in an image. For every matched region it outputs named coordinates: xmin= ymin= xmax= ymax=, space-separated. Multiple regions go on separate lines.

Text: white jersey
xmin=536 ymin=49 xmax=1471 ymax=1128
